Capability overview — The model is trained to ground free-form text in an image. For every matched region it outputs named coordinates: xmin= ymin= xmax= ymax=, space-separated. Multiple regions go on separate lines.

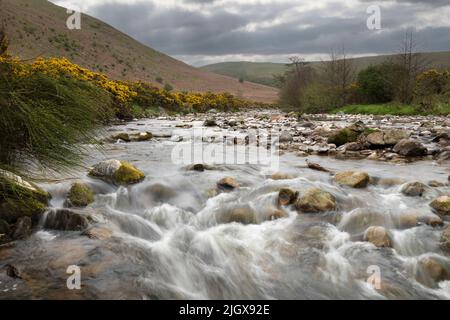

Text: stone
xmin=363 ymin=226 xmax=392 ymax=248
xmin=112 ymin=133 xmax=131 ymax=142
xmin=335 ymin=171 xmax=370 ymax=188
xmin=441 ymin=227 xmax=450 ymax=251
xmin=401 ymin=182 xmax=427 ymax=197
xmin=296 ymin=188 xmax=336 ymax=213
xmin=430 ymin=196 xmax=450 ymax=215
xmin=217 ymin=177 xmax=240 ymax=191
xmin=279 ymin=131 xmax=293 ymax=143
xmin=82 ymin=227 xmax=113 ymax=240
xmin=221 ymin=206 xmax=256 ymax=225
xmin=44 ymin=209 xmax=90 ymax=231
xmin=428 ymin=181 xmax=446 ymax=188
xmin=204 ymin=119 xmax=217 ymax=127
xmin=417 ymin=257 xmax=449 ymax=284
xmin=278 ymin=188 xmax=299 ymax=206
xmin=266 ymin=208 xmax=288 ymax=221
xmin=89 ymin=160 xmax=145 ymax=186
xmin=328 ymin=128 xmax=361 ymax=147
xmin=366 ymin=130 xmax=410 ymax=148
xmin=147 ymin=184 xmax=177 ymax=202
xmin=11 ymin=216 xmax=32 ymax=240
xmin=0 ymin=169 xmax=50 ymax=224
xmin=270 ymin=172 xmax=293 ymax=180
xmin=393 ymin=139 xmax=427 ymax=157
xmin=66 ymin=183 xmax=95 ymax=208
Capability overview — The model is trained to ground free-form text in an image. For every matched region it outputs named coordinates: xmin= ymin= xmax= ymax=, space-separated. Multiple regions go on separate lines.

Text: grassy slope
xmin=1 ymin=0 xmax=278 ymax=103
xmin=333 ymin=104 xmax=450 ymax=116
xmin=201 ymin=52 xmax=450 ymax=88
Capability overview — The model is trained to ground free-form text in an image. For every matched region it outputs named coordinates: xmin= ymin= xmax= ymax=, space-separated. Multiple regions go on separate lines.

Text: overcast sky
xmin=50 ymin=0 xmax=450 ymax=66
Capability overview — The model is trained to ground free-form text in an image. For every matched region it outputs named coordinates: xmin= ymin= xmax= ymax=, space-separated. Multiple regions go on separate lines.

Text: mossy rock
xmin=430 ymin=196 xmax=450 ymax=215
xmin=328 ymin=128 xmax=360 ymax=147
xmin=89 ymin=160 xmax=145 ymax=186
xmin=0 ymin=169 xmax=50 ymax=224
xmin=67 ymin=183 xmax=95 ymax=208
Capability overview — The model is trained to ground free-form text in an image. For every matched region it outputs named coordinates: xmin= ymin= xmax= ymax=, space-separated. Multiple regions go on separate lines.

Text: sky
xmin=50 ymin=0 xmax=450 ymax=66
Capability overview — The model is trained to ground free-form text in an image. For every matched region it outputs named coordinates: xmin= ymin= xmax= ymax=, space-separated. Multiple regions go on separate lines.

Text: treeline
xmin=278 ymin=32 xmax=450 ymax=115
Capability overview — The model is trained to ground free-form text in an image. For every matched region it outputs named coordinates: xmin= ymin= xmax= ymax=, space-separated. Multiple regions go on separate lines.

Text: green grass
xmin=333 ymin=104 xmax=450 ymax=116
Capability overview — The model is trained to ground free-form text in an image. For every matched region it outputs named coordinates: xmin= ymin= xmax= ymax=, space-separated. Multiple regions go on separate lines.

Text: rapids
xmin=0 ymin=115 xmax=449 ymax=300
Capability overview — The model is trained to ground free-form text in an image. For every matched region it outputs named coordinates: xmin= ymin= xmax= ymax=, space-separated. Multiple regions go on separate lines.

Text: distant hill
xmin=201 ymin=52 xmax=450 ymax=88
xmin=1 ymin=0 xmax=278 ymax=103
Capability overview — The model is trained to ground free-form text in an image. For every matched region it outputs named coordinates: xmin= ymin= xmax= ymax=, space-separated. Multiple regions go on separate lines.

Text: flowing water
xmin=0 ymin=117 xmax=449 ymax=300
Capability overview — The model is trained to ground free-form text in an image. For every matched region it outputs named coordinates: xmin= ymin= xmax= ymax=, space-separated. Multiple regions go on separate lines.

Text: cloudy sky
xmin=50 ymin=0 xmax=450 ymax=66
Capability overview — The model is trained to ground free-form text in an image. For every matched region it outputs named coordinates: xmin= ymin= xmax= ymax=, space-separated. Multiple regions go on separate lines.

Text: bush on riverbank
xmin=333 ymin=103 xmax=450 ymax=116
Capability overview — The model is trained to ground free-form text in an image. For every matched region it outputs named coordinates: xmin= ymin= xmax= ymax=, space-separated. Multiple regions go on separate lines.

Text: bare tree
xmin=321 ymin=45 xmax=355 ymax=107
xmin=395 ymin=29 xmax=429 ymax=103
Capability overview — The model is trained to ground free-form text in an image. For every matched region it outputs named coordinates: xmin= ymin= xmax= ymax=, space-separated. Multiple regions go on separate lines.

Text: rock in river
xmin=441 ymin=226 xmax=450 ymax=251
xmin=401 ymin=182 xmax=427 ymax=197
xmin=217 ymin=177 xmax=240 ymax=191
xmin=0 ymin=169 xmax=50 ymax=224
xmin=89 ymin=160 xmax=145 ymax=186
xmin=430 ymin=196 xmax=450 ymax=215
xmin=44 ymin=209 xmax=90 ymax=231
xmin=296 ymin=188 xmax=336 ymax=213
xmin=66 ymin=183 xmax=95 ymax=208
xmin=334 ymin=171 xmax=370 ymax=188
xmin=363 ymin=226 xmax=392 ymax=248
xmin=278 ymin=188 xmax=299 ymax=206
xmin=393 ymin=139 xmax=427 ymax=157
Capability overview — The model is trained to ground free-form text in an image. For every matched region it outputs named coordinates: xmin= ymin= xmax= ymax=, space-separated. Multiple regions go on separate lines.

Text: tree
xmin=357 ymin=64 xmax=397 ymax=103
xmin=395 ymin=30 xmax=429 ymax=104
xmin=320 ymin=46 xmax=355 ymax=107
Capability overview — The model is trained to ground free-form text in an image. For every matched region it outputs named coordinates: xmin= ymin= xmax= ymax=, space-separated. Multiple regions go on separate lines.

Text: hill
xmin=201 ymin=52 xmax=450 ymax=88
xmin=0 ymin=0 xmax=278 ymax=103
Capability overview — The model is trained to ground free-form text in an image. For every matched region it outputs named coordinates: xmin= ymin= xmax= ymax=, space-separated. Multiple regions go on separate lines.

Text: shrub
xmin=356 ymin=64 xmax=397 ymax=103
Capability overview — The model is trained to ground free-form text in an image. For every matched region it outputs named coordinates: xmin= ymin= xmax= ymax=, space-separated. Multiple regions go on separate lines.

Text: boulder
xmin=363 ymin=226 xmax=392 ymax=248
xmin=279 ymin=131 xmax=293 ymax=143
xmin=296 ymin=188 xmax=336 ymax=213
xmin=204 ymin=119 xmax=217 ymax=127
xmin=0 ymin=169 xmax=50 ymax=224
xmin=441 ymin=227 xmax=450 ymax=251
xmin=401 ymin=182 xmax=427 ymax=197
xmin=82 ymin=226 xmax=113 ymax=240
xmin=66 ymin=183 xmax=95 ymax=208
xmin=328 ymin=128 xmax=361 ymax=147
xmin=366 ymin=130 xmax=410 ymax=148
xmin=430 ymin=196 xmax=450 ymax=215
xmin=44 ymin=209 xmax=90 ymax=231
xmin=417 ymin=257 xmax=449 ymax=285
xmin=11 ymin=216 xmax=32 ymax=240
xmin=221 ymin=206 xmax=256 ymax=225
xmin=393 ymin=139 xmax=427 ymax=157
xmin=334 ymin=171 xmax=370 ymax=188
xmin=89 ymin=160 xmax=145 ymax=186
xmin=278 ymin=188 xmax=299 ymax=206
xmin=217 ymin=177 xmax=240 ymax=191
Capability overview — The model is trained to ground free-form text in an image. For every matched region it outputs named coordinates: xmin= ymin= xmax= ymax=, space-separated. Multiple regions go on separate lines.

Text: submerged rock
xmin=82 ymin=226 xmax=113 ymax=240
xmin=441 ymin=227 xmax=450 ymax=251
xmin=334 ymin=171 xmax=370 ymax=188
xmin=363 ymin=226 xmax=392 ymax=248
xmin=393 ymin=139 xmax=427 ymax=157
xmin=221 ymin=206 xmax=256 ymax=225
xmin=401 ymin=182 xmax=427 ymax=197
xmin=217 ymin=177 xmax=240 ymax=191
xmin=44 ymin=209 xmax=90 ymax=231
xmin=278 ymin=188 xmax=299 ymax=206
xmin=89 ymin=160 xmax=145 ymax=186
xmin=430 ymin=196 xmax=450 ymax=215
xmin=270 ymin=172 xmax=294 ymax=180
xmin=66 ymin=183 xmax=95 ymax=208
xmin=296 ymin=188 xmax=336 ymax=213
xmin=11 ymin=216 xmax=32 ymax=240
xmin=417 ymin=256 xmax=450 ymax=287
xmin=0 ymin=169 xmax=50 ymax=224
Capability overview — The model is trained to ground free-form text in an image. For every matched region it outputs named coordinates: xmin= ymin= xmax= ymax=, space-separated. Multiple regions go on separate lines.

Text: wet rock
xmin=279 ymin=131 xmax=293 ymax=143
xmin=296 ymin=188 xmax=336 ymax=213
xmin=6 ymin=264 xmax=22 ymax=279
xmin=204 ymin=119 xmax=217 ymax=127
xmin=112 ymin=133 xmax=131 ymax=142
xmin=428 ymin=181 xmax=446 ymax=188
xmin=334 ymin=171 xmax=370 ymax=188
xmin=0 ymin=219 xmax=10 ymax=235
xmin=66 ymin=183 xmax=95 ymax=208
xmin=376 ymin=178 xmax=404 ymax=187
xmin=393 ymin=139 xmax=427 ymax=157
xmin=441 ymin=227 xmax=450 ymax=251
xmin=147 ymin=184 xmax=177 ymax=202
xmin=44 ymin=209 xmax=90 ymax=231
xmin=430 ymin=196 xmax=450 ymax=215
xmin=366 ymin=130 xmax=410 ymax=148
xmin=328 ymin=128 xmax=361 ymax=147
xmin=339 ymin=210 xmax=388 ymax=235
xmin=344 ymin=142 xmax=364 ymax=151
xmin=187 ymin=164 xmax=207 ymax=172
xmin=111 ymin=132 xmax=153 ymax=142
xmin=89 ymin=160 xmax=145 ymax=186
xmin=134 ymin=132 xmax=153 ymax=142
xmin=417 ymin=257 xmax=449 ymax=286
xmin=401 ymin=182 xmax=427 ymax=197
xmin=396 ymin=213 xmax=443 ymax=229
xmin=82 ymin=226 xmax=113 ymax=240
xmin=306 ymin=160 xmax=331 ymax=173
xmin=217 ymin=177 xmax=240 ymax=191
xmin=0 ymin=169 xmax=50 ymax=224
xmin=221 ymin=206 xmax=256 ymax=225
xmin=278 ymin=188 xmax=299 ymax=206
xmin=11 ymin=216 xmax=32 ymax=240
xmin=266 ymin=208 xmax=288 ymax=221
xmin=363 ymin=226 xmax=392 ymax=248
xmin=270 ymin=172 xmax=293 ymax=180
